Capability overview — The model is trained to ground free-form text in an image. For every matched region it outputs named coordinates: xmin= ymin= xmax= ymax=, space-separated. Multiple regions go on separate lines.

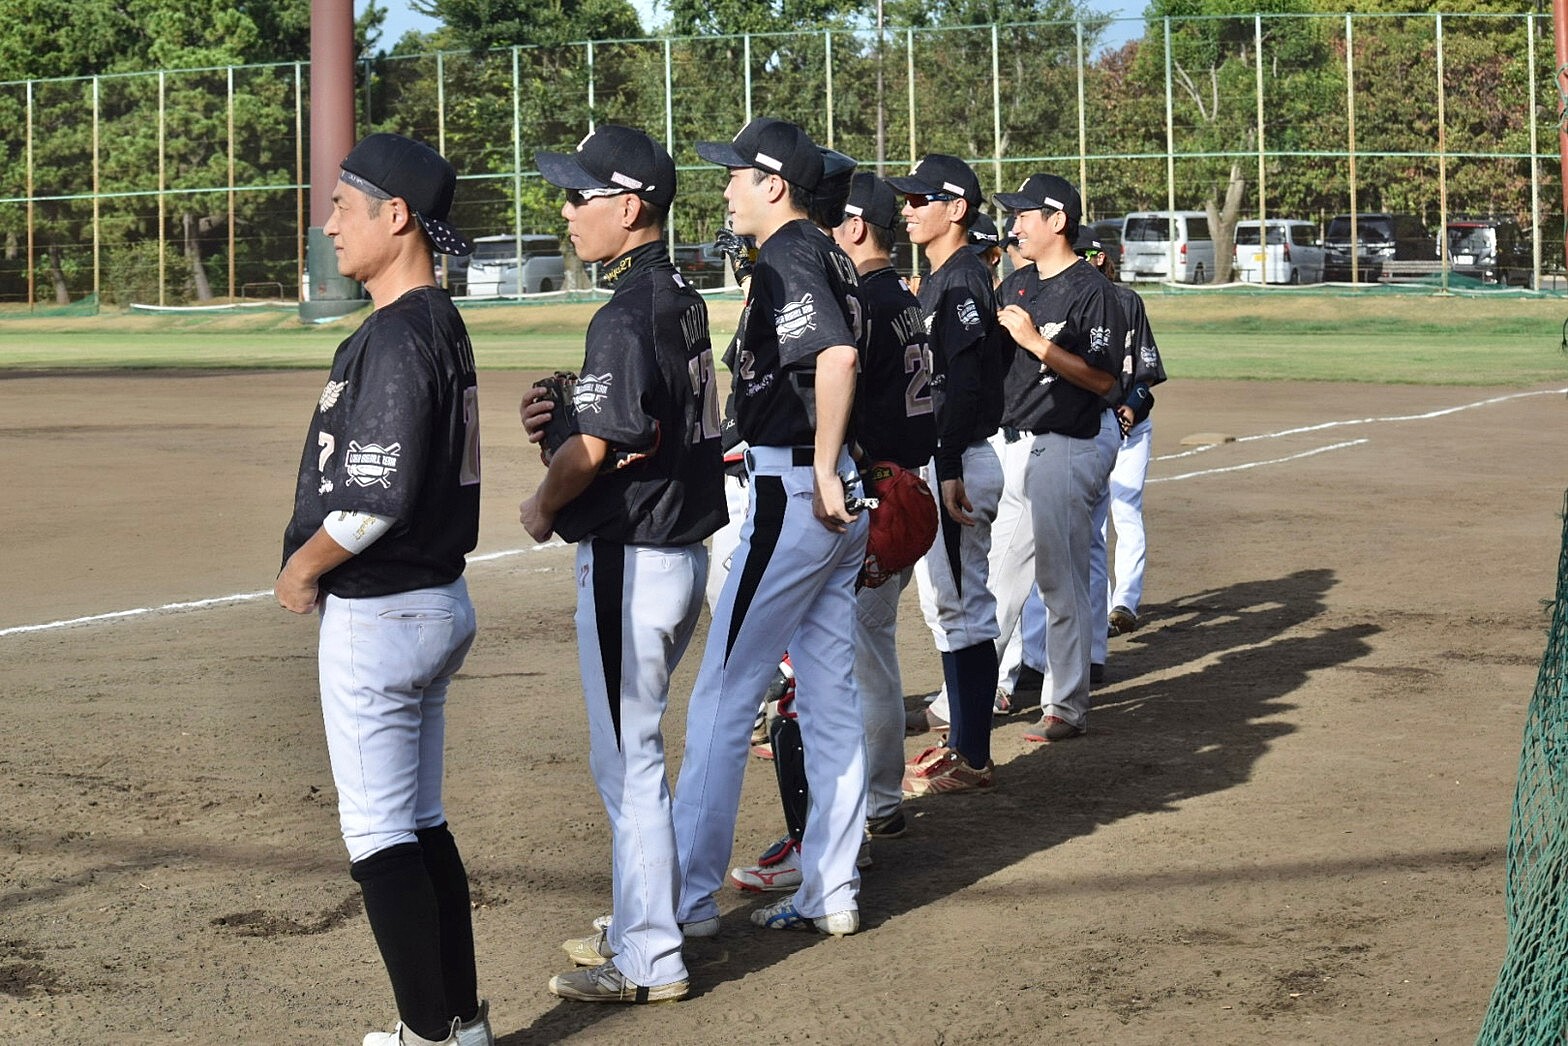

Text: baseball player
xmin=1078 ymin=230 xmax=1166 ymax=648
xmin=728 ymin=170 xmax=937 ymax=891
xmin=671 ymin=116 xmax=870 ymax=938
xmin=991 ymin=173 xmax=1125 ymax=743
xmin=275 ymin=133 xmax=492 ymax=1046
xmin=890 ymin=154 xmax=1007 ymax=796
xmin=516 ymin=126 xmax=727 ymax=1004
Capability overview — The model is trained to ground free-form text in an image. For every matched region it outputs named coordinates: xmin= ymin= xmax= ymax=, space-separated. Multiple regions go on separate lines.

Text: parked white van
xmin=1233 ymin=219 xmax=1325 ymax=284
xmin=464 ymin=234 xmax=565 ymax=297
xmin=1121 ymin=211 xmax=1216 ymax=284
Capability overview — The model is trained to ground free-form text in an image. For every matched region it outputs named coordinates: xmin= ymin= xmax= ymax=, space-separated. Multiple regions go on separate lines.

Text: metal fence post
xmin=1256 ymin=14 xmax=1267 ymax=283
xmin=228 ymin=66 xmax=237 ymax=301
xmin=93 ymin=75 xmax=101 ymax=303
xmin=993 ymin=22 xmax=1004 ymax=198
xmin=744 ymin=34 xmax=753 ymax=124
xmin=512 ymin=46 xmax=522 ymax=264
xmin=1528 ymin=13 xmax=1542 ymax=289
xmin=1436 ymin=13 xmax=1449 ymax=293
xmin=1164 ymin=18 xmax=1176 ymax=280
xmin=1346 ymin=15 xmax=1358 ymax=285
xmin=25 ymin=79 xmax=33 ymax=311
xmin=1075 ymin=20 xmax=1087 ymax=214
xmin=825 ymin=29 xmax=834 ymax=149
xmin=158 ymin=70 xmax=167 ymax=307
xmin=587 ymin=39 xmax=595 ymax=128
xmin=665 ymin=37 xmax=675 ymax=257
xmin=295 ymin=62 xmax=304 ymax=302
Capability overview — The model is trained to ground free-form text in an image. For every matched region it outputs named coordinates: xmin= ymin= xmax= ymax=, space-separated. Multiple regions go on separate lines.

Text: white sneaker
xmin=363 ymin=1021 xmax=457 ymax=1046
xmin=729 ymin=835 xmax=803 ymax=892
xmin=749 ymin=895 xmax=859 ymax=937
xmin=455 ymin=1001 xmax=492 ymax=1046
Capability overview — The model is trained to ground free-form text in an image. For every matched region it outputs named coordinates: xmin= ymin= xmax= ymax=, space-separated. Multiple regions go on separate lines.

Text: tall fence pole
xmin=665 ymin=37 xmax=675 ymax=257
xmin=24 ymin=80 xmax=33 ymax=311
xmin=1528 ymin=13 xmax=1542 ymax=289
xmin=587 ymin=40 xmax=596 ymax=128
xmin=825 ymin=29 xmax=835 ymax=149
xmin=437 ymin=52 xmax=449 ymax=291
xmin=511 ymin=46 xmax=521 ymax=261
xmin=1256 ymin=14 xmax=1267 ymax=283
xmin=744 ymin=34 xmax=753 ymax=124
xmin=93 ymin=76 xmax=101 ymax=303
xmin=294 ymin=62 xmax=304 ymax=302
xmin=1346 ymin=15 xmax=1359 ymax=284
xmin=1163 ymin=18 xmax=1177 ymax=279
xmin=158 ymin=70 xmax=166 ymax=307
xmin=993 ymin=22 xmax=1004 ymax=198
xmin=1075 ymin=20 xmax=1087 ymax=213
xmin=1553 ymin=0 xmax=1568 ymax=273
xmin=228 ymin=66 xmax=237 ymax=301
xmin=1436 ymin=14 xmax=1449 ymax=294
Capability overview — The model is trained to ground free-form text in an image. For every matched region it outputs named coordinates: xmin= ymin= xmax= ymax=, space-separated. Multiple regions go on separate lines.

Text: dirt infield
xmin=2 ymin=369 xmax=1565 ymax=1044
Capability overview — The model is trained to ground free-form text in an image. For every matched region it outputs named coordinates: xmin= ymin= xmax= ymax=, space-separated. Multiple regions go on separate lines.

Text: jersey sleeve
xmin=1124 ymin=291 xmax=1167 ymax=388
xmin=759 ymin=234 xmax=856 ymax=369
xmin=573 ymin=306 xmax=661 ymax=453
xmin=321 ymin=314 xmax=436 ymax=525
xmin=931 ymin=267 xmax=996 ymax=482
xmin=1071 ymin=277 xmax=1124 ymax=379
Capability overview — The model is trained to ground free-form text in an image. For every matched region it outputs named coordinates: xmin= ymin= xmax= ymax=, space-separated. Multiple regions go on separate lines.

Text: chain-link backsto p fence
xmin=0 ymin=12 xmax=1559 ymax=308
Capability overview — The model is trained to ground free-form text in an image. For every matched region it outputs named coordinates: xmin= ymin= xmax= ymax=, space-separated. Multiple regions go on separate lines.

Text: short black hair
xmin=866 ymin=221 xmax=896 ymax=254
xmin=753 ymin=167 xmax=814 ymax=216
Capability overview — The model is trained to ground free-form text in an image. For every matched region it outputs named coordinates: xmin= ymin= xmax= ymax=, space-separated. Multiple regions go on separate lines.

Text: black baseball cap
xmin=968 ymin=212 xmax=1002 ymax=252
xmin=340 ymin=133 xmax=472 ymax=256
xmin=810 ymin=148 xmax=859 ymax=227
xmin=1073 ymin=227 xmax=1103 ymax=253
xmin=885 ymin=154 xmax=983 ymax=208
xmin=994 ymin=173 xmax=1083 ymax=223
xmin=535 ymin=125 xmax=677 ymax=212
xmin=696 ymin=117 xmax=823 ymax=191
xmin=842 ymin=172 xmax=899 ymax=229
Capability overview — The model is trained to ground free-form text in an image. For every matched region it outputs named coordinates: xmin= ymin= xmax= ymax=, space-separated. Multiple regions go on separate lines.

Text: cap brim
xmin=416 ymin=215 xmax=473 ymax=257
xmin=993 ymin=192 xmax=1042 ymax=212
xmin=535 ymin=150 xmax=610 ymax=191
xmin=820 ymin=148 xmax=858 ymax=177
xmin=884 ymin=174 xmax=940 ymax=196
xmin=695 ymin=141 xmax=750 ymax=168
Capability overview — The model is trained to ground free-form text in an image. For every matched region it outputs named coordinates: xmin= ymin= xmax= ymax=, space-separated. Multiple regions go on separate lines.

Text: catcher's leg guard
xmin=769 ymin=713 xmax=809 ymax=842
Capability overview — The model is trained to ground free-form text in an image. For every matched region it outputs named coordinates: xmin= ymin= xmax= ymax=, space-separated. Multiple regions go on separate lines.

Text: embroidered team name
xmin=345 ymin=441 xmax=401 ymax=488
xmin=891 ymin=305 xmax=924 ymax=348
xmin=575 ymin=373 xmax=613 ymax=414
xmin=775 ymin=294 xmax=817 ymax=341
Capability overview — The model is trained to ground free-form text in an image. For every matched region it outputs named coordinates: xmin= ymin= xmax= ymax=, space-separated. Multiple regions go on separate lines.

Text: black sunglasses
xmin=905 ymin=191 xmax=958 ymax=208
xmin=565 ymin=187 xmax=628 ymax=207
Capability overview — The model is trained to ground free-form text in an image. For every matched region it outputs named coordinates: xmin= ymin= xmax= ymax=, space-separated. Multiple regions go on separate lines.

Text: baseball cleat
xmin=584 ymin=912 xmax=721 ymax=940
xmin=562 ymin=927 xmax=614 ymax=967
xmin=729 ymin=834 xmax=803 ymax=893
xmin=904 ymin=703 xmax=948 ymax=735
xmin=900 ymin=746 xmax=995 ymax=797
xmin=548 ymin=962 xmax=688 ymax=1004
xmin=1024 ymin=715 xmax=1085 ymax=743
xmin=865 ymin=809 xmax=907 ymax=839
xmin=750 ymin=895 xmax=859 ymax=936
xmin=1108 ymin=605 xmax=1140 ymax=636
xmin=362 ymin=1021 xmax=457 ymax=1046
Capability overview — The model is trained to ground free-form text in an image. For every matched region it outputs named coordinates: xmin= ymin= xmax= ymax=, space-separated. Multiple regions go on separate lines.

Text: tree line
xmin=0 ymin=0 xmax=1548 ymax=304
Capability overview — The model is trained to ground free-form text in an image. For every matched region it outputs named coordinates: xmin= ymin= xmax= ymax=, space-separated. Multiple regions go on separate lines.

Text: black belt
xmin=791 ymin=447 xmax=813 ymax=466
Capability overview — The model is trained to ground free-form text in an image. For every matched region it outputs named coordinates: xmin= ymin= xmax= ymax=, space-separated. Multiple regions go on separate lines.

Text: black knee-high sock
xmin=939 ymin=651 xmax=961 ymax=727
xmin=415 ymin=824 xmax=480 ymax=1024
xmin=948 ymin=640 xmax=998 ymax=769
xmin=350 ymin=843 xmax=450 ymax=1042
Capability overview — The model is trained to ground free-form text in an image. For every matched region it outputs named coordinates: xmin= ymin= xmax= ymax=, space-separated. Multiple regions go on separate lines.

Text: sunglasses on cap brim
xmin=564 ymin=186 xmax=629 ymax=206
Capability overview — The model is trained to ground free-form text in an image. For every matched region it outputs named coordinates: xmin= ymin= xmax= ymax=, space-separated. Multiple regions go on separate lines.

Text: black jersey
xmin=731 ymin=219 xmax=865 ymax=448
xmin=1111 ymin=282 xmax=1167 ymax=401
xmin=554 ymin=241 xmax=727 ymax=547
xmin=283 ymin=286 xmax=481 ymax=599
xmin=1000 ymin=257 xmax=1123 ymax=439
xmin=851 ymin=266 xmax=937 ymax=470
xmin=916 ymin=247 xmax=1006 ymax=481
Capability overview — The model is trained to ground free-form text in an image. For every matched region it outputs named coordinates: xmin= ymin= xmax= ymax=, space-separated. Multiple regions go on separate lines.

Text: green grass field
xmin=2 ymin=291 xmax=1565 ymax=385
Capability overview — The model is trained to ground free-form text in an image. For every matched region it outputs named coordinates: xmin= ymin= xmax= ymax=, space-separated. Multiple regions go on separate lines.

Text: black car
xmin=1447 ymin=217 xmax=1532 ymax=287
xmin=1323 ymin=213 xmax=1438 ymax=283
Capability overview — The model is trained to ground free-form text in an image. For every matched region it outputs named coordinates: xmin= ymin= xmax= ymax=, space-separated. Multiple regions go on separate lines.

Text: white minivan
xmin=1121 ymin=210 xmax=1216 ymax=284
xmin=464 ymin=234 xmax=566 ymax=297
xmin=1233 ymin=219 xmax=1325 ymax=285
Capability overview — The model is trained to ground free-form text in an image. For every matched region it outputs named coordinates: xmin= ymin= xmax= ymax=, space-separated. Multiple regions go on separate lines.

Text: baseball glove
xmin=532 ymin=370 xmax=579 ymax=459
xmin=713 ymin=228 xmax=757 ymax=285
xmin=858 ymin=461 xmax=939 ymax=589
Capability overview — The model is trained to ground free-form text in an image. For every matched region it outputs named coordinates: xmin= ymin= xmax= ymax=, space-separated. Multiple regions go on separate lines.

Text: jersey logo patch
xmin=318 ymin=380 xmax=347 ymax=412
xmin=345 ymin=441 xmax=401 ymax=488
xmin=574 ymin=373 xmax=613 ymax=414
xmin=775 ymin=294 xmax=818 ymax=341
xmin=1141 ymin=344 xmax=1160 ymax=368
xmin=957 ymin=298 xmax=981 ymax=330
xmin=922 ymin=312 xmax=935 ymax=334
xmin=1090 ymin=326 xmax=1111 ymax=353
xmin=1036 ymin=320 xmax=1066 ymax=344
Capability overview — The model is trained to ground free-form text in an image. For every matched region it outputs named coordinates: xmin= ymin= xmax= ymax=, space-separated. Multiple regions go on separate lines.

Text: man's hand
xmin=997 ymin=304 xmax=1046 ymax=358
xmin=519 ymin=493 xmax=554 ymax=543
xmin=274 ymin=559 xmax=320 ymax=614
xmin=812 ymin=467 xmax=859 ymax=533
xmin=520 ymin=389 xmax=555 ymax=464
xmin=1116 ymin=404 xmax=1135 ymax=437
xmin=940 ymin=478 xmax=975 ymax=526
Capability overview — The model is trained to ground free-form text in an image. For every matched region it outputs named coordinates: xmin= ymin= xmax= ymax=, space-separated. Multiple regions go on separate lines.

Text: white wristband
xmin=323 ymin=510 xmax=393 ymax=555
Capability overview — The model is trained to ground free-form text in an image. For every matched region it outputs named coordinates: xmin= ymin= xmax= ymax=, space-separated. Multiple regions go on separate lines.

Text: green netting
xmin=1477 ymin=491 xmax=1568 ymax=1045
xmin=0 ymin=292 xmax=99 ymax=317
